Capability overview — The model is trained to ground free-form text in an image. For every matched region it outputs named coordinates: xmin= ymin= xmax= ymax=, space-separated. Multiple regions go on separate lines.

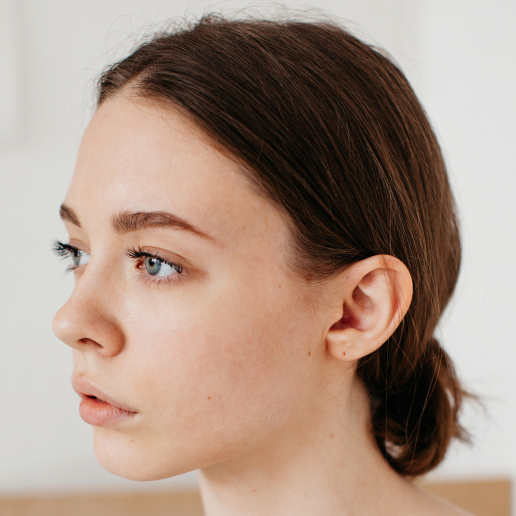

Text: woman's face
xmin=53 ymin=95 xmax=332 ymax=480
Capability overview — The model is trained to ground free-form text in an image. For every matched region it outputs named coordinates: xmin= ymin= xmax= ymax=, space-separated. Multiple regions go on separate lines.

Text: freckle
xmin=330 ymin=434 xmax=333 ymax=438
xmin=208 ymin=396 xmax=211 ymax=399
xmin=253 ymin=489 xmax=257 ymax=492
xmin=131 ymin=439 xmax=134 ymax=443
xmin=278 ymin=284 xmax=281 ymax=288
xmin=308 ymin=351 xmax=311 ymax=356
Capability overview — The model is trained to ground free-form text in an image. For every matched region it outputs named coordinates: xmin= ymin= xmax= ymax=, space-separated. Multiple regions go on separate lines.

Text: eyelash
xmin=52 ymin=240 xmax=86 ymax=272
xmin=51 ymin=240 xmax=184 ymax=284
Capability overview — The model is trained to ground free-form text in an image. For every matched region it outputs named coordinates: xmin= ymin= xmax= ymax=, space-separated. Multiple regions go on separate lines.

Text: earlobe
xmin=325 ymin=255 xmax=413 ymax=362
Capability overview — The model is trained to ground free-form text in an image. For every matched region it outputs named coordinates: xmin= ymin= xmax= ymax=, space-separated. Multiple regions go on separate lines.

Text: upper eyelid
xmin=126 ymin=248 xmax=179 ymax=266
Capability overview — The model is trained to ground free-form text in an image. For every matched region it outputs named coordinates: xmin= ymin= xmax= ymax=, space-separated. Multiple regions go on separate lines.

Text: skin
xmin=53 ymin=94 xmax=471 ymax=516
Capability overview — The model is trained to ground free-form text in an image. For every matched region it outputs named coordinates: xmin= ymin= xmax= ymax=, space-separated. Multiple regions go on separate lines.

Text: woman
xmin=52 ymin=14 xmax=471 ymax=515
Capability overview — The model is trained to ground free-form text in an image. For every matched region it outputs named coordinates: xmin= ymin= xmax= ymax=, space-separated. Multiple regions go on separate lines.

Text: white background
xmin=0 ymin=0 xmax=515 ymax=505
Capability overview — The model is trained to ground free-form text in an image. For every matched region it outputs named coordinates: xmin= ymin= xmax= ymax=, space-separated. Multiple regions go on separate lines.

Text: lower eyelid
xmin=137 ymin=269 xmax=183 ymax=285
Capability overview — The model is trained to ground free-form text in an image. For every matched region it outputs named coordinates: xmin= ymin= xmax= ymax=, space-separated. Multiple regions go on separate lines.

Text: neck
xmin=198 ymin=368 xmax=411 ymax=516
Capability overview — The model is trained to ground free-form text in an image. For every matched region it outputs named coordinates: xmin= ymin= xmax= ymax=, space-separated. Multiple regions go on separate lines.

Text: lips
xmin=71 ymin=376 xmax=137 ymax=427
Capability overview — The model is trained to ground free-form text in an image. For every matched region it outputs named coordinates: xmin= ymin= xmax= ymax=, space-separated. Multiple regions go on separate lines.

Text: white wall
xmin=0 ymin=0 xmax=514 ymax=501
xmin=416 ymin=0 xmax=516 ymax=483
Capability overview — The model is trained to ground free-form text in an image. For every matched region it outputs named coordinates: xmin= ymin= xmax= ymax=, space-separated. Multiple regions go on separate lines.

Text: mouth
xmin=82 ymin=392 xmax=119 ymax=406
xmin=71 ymin=376 xmax=138 ymax=427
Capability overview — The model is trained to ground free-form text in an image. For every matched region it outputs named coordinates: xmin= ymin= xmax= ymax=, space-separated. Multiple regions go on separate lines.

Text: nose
xmin=52 ymin=273 xmax=125 ymax=358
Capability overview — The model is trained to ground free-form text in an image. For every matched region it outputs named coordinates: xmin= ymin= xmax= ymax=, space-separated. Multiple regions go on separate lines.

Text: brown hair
xmin=96 ymin=14 xmax=468 ymax=476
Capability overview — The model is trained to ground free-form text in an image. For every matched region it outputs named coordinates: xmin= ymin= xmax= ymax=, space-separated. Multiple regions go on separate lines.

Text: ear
xmin=325 ymin=255 xmax=413 ymax=362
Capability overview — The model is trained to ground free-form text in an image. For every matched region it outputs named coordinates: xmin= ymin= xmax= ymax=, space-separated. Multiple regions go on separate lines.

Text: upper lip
xmin=71 ymin=375 xmax=137 ymax=413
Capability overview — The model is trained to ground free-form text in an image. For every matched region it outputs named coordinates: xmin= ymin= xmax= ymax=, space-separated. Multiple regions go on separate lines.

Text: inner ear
xmin=330 ymin=285 xmax=370 ymax=331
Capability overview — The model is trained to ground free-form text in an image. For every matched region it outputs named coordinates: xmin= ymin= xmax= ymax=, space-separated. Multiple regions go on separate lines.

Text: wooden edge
xmin=418 ymin=478 xmax=512 ymax=516
xmin=0 ymin=479 xmax=512 ymax=516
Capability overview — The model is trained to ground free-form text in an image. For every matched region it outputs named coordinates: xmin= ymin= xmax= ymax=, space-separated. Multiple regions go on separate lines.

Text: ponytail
xmin=363 ymin=337 xmax=468 ymax=476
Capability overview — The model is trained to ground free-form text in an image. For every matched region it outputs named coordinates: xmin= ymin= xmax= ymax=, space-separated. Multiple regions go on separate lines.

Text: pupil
xmin=145 ymin=256 xmax=162 ymax=275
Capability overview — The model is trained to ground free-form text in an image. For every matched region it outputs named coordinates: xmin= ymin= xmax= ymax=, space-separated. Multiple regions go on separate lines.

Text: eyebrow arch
xmin=111 ymin=210 xmax=216 ymax=241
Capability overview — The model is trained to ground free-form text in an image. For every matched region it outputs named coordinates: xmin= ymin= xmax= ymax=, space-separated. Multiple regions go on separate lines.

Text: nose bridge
xmin=52 ymin=261 xmax=125 ymax=357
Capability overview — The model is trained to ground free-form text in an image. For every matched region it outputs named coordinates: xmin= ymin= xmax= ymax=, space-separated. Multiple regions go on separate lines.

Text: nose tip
xmin=52 ymin=289 xmax=125 ymax=357
xmin=52 ymin=306 xmax=74 ymax=345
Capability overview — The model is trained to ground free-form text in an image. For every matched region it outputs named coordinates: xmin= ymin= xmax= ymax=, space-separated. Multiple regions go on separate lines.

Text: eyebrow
xmin=59 ymin=204 xmax=216 ymax=242
xmin=60 ymin=204 xmax=82 ymax=228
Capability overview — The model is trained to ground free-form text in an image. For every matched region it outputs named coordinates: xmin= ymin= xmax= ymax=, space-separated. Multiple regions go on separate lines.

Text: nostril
xmin=78 ymin=337 xmax=103 ymax=348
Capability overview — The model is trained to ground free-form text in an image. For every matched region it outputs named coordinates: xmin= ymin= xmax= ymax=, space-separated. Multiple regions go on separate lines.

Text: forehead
xmin=68 ymin=95 xmax=287 ymax=249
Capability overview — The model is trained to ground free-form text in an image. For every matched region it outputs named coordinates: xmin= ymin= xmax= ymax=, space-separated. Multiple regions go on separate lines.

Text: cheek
xmin=92 ymin=262 xmax=323 ymax=480
xmin=125 ymin=275 xmax=317 ymax=459
xmin=139 ymin=281 xmax=311 ymax=421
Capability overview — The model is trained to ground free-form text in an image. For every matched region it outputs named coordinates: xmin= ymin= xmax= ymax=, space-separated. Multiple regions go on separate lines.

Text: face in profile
xmin=52 ymin=95 xmax=336 ymax=481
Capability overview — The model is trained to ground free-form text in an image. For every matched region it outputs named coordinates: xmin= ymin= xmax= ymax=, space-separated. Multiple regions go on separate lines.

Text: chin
xmin=92 ymin=427 xmax=198 ymax=481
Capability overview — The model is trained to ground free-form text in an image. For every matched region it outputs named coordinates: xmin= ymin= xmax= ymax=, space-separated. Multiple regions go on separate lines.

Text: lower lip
xmin=79 ymin=396 xmax=137 ymax=427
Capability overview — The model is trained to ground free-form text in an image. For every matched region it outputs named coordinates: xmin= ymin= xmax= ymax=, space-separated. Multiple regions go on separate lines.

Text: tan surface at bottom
xmin=0 ymin=479 xmax=511 ymax=516
xmin=0 ymin=490 xmax=204 ymax=516
xmin=420 ymin=479 xmax=512 ymax=516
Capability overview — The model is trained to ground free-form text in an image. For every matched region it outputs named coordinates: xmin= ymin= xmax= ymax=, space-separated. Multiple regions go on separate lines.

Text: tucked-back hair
xmin=96 ymin=14 xmax=468 ymax=476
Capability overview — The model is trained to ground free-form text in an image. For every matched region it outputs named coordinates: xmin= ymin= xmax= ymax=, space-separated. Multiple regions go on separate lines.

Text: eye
xmin=52 ymin=240 xmax=90 ymax=271
xmin=125 ymin=247 xmax=184 ymax=282
xmin=71 ymin=249 xmax=90 ymax=268
xmin=143 ymin=255 xmax=182 ymax=277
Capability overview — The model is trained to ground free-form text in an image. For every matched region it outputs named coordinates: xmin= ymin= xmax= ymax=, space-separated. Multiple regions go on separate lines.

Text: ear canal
xmin=331 ymin=310 xmax=359 ymax=331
